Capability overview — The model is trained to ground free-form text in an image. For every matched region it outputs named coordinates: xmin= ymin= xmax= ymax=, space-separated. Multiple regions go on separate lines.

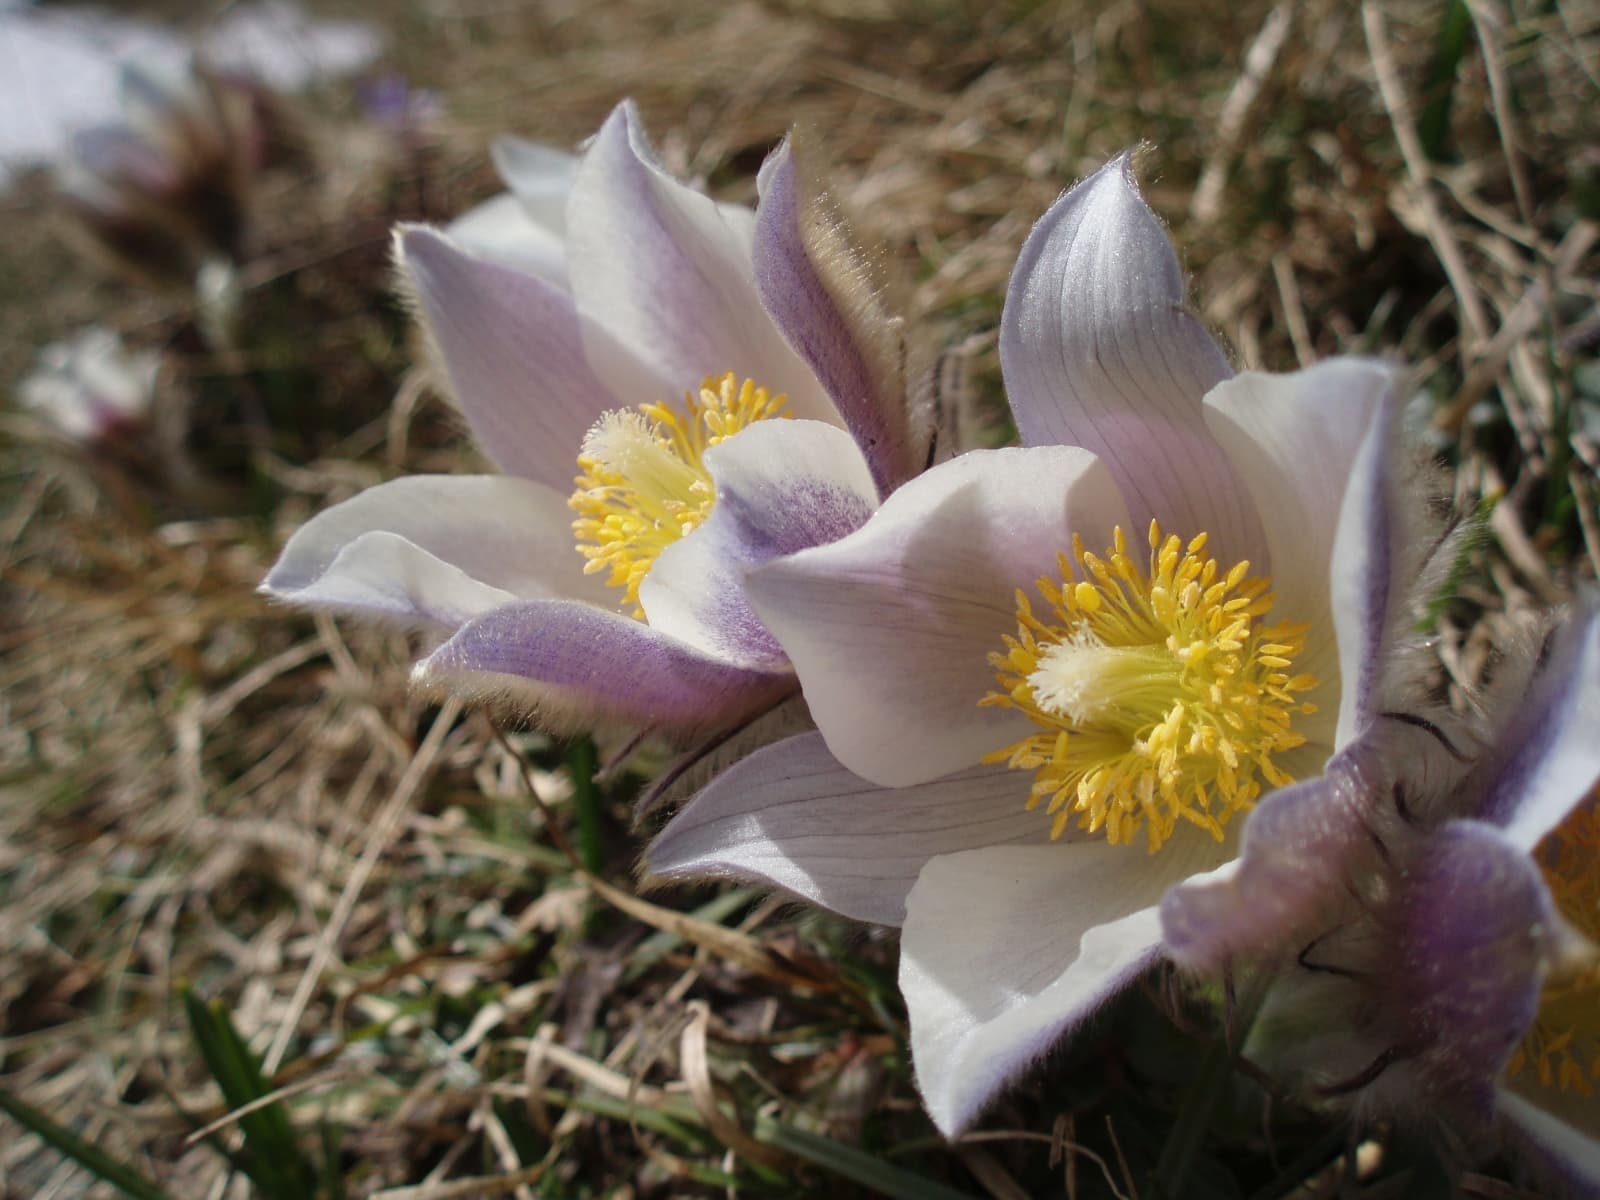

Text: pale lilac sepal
xmin=564 ymin=101 xmax=834 ymax=422
xmin=999 ymin=154 xmax=1263 ymax=565
xmin=1481 ymin=609 xmax=1600 ymax=850
xmin=647 ymin=732 xmax=1040 ymax=926
xmin=1201 ymin=360 xmax=1401 ymax=746
xmin=640 ymin=420 xmax=879 ymax=672
xmin=399 ymin=226 xmax=655 ymax=491
xmin=903 ymin=831 xmax=1234 ymax=1135
xmin=752 ymin=144 xmax=917 ymax=495
xmin=745 ymin=444 xmax=1131 ymax=788
xmin=445 ymin=193 xmax=569 ymax=284
xmin=413 ymin=598 xmax=791 ymax=734
xmin=1160 ymin=742 xmax=1382 ymax=973
xmin=263 ymin=474 xmax=613 ymax=627
xmin=490 ymin=135 xmax=576 ymax=234
xmin=1390 ymin=820 xmax=1552 ymax=1100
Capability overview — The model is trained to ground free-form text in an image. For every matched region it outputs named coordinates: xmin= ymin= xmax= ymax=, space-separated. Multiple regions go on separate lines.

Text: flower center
xmin=980 ymin=522 xmax=1318 ymax=853
xmin=569 ymin=372 xmax=788 ymax=616
xmin=1509 ymin=785 xmax=1600 ymax=1095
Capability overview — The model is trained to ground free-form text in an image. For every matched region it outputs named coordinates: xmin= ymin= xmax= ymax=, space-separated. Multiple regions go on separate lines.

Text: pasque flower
xmin=1164 ymin=609 xmax=1600 ymax=1196
xmin=19 ymin=327 xmax=162 ymax=445
xmin=648 ymin=153 xmax=1440 ymax=1134
xmin=59 ymin=58 xmax=278 ymax=287
xmin=265 ymin=101 xmax=926 ymax=737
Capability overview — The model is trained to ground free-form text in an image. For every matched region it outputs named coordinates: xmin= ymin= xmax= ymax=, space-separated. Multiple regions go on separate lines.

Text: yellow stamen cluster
xmin=1509 ymin=785 xmax=1600 ymax=1095
xmin=569 ymin=372 xmax=788 ymax=615
xmin=980 ymin=521 xmax=1318 ymax=852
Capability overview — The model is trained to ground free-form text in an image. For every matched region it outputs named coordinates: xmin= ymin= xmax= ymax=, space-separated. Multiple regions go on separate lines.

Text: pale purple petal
xmin=1498 ymin=1090 xmax=1600 ymax=1198
xmin=999 ymin=154 xmax=1264 ymax=565
xmin=640 ymin=420 xmax=879 ymax=671
xmin=1201 ymin=360 xmax=1400 ymax=746
xmin=564 ymin=101 xmax=835 ymax=423
xmin=399 ymin=225 xmax=666 ymax=490
xmin=445 ymin=192 xmax=569 ymax=284
xmin=902 ymin=832 xmax=1234 ymax=1135
xmin=752 ymin=143 xmax=920 ymax=494
xmin=1389 ymin=821 xmax=1553 ymax=1100
xmin=413 ymin=598 xmax=791 ymax=735
xmin=745 ymin=445 xmax=1131 ymax=787
xmin=1481 ymin=608 xmax=1600 ymax=849
xmin=1161 ymin=761 xmax=1368 ymax=971
xmin=263 ymin=475 xmax=613 ymax=626
xmin=647 ymin=732 xmax=1042 ymax=926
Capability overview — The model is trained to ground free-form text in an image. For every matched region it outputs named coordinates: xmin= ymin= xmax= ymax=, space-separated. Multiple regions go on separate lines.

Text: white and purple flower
xmin=1165 ymin=609 xmax=1600 ymax=1197
xmin=264 ymin=102 xmax=927 ymax=738
xmin=19 ymin=326 xmax=162 ymax=446
xmin=647 ymin=154 xmax=1440 ymax=1134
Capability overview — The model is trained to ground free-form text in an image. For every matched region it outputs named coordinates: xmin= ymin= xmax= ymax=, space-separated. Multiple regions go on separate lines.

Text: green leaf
xmin=1418 ymin=0 xmax=1473 ymax=162
xmin=181 ymin=986 xmax=311 ymax=1200
xmin=0 ymin=1087 xmax=172 ymax=1200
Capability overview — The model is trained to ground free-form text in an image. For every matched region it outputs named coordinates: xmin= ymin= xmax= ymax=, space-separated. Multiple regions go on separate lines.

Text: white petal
xmin=445 ymin=192 xmax=569 ymax=284
xmin=640 ymin=420 xmax=879 ymax=671
xmin=263 ymin=475 xmax=612 ymax=627
xmin=746 ymin=445 xmax=1131 ymax=787
xmin=1485 ymin=609 xmax=1600 ymax=851
xmin=647 ymin=733 xmax=1043 ymax=926
xmin=564 ymin=101 xmax=836 ymax=423
xmin=1202 ymin=360 xmax=1399 ymax=747
xmin=491 ymin=134 xmax=576 ymax=234
xmin=901 ymin=832 xmax=1234 ymax=1135
xmin=999 ymin=154 xmax=1263 ymax=566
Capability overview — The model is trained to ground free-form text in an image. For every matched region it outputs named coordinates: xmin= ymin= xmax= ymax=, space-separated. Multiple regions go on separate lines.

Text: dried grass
xmin=1 ymin=0 xmax=1596 ymax=1195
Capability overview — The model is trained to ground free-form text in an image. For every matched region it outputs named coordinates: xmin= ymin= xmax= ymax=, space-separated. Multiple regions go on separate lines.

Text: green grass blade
xmin=567 ymin=737 xmax=604 ymax=874
xmin=0 ymin=1087 xmax=173 ymax=1200
xmin=181 ymin=986 xmax=310 ymax=1200
xmin=1418 ymin=0 xmax=1473 ymax=161
xmin=753 ymin=1118 xmax=982 ymax=1200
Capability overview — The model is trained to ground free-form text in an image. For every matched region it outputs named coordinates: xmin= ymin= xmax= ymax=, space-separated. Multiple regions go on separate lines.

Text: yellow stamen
xmin=569 ymin=372 xmax=788 ymax=615
xmin=979 ymin=521 xmax=1318 ymax=853
xmin=1508 ymin=784 xmax=1600 ymax=1095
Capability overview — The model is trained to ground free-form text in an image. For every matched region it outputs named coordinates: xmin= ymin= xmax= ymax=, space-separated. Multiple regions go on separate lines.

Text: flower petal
xmin=745 ymin=445 xmax=1131 ymax=787
xmin=752 ymin=140 xmax=922 ymax=494
xmin=902 ymin=832 xmax=1233 ymax=1135
xmin=647 ymin=732 xmax=1042 ymax=926
xmin=1498 ymin=1089 xmax=1600 ymax=1198
xmin=413 ymin=598 xmax=791 ymax=736
xmin=1387 ymin=820 xmax=1553 ymax=1100
xmin=490 ymin=134 xmax=575 ymax=234
xmin=445 ymin=192 xmax=569 ymax=284
xmin=999 ymin=154 xmax=1263 ymax=565
xmin=640 ymin=420 xmax=879 ymax=671
xmin=399 ymin=224 xmax=662 ymax=490
xmin=1160 ymin=715 xmax=1465 ymax=972
xmin=564 ymin=101 xmax=835 ymax=423
xmin=1481 ymin=608 xmax=1600 ymax=849
xmin=263 ymin=475 xmax=613 ymax=627
xmin=1201 ymin=359 xmax=1402 ymax=746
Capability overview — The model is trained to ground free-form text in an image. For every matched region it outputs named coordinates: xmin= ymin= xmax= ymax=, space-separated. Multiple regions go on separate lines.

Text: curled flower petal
xmin=565 ymin=101 xmax=834 ymax=421
xmin=414 ymin=599 xmax=791 ymax=736
xmin=998 ymin=153 xmax=1263 ymax=565
xmin=902 ymin=833 xmax=1234 ymax=1135
xmin=745 ymin=444 xmax=1130 ymax=787
xmin=1482 ymin=610 xmax=1600 ymax=850
xmin=1498 ymin=1091 xmax=1600 ymax=1198
xmin=490 ymin=135 xmax=576 ymax=235
xmin=647 ymin=732 xmax=1040 ymax=926
xmin=752 ymin=139 xmax=923 ymax=494
xmin=640 ymin=420 xmax=879 ymax=672
xmin=445 ymin=193 xmax=569 ymax=284
xmin=1201 ymin=359 xmax=1403 ymax=744
xmin=263 ymin=475 xmax=612 ymax=627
